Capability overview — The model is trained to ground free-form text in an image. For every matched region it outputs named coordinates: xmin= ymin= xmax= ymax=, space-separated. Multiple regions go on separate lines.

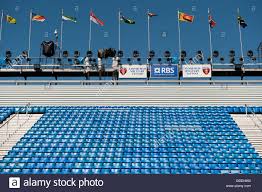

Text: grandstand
xmin=1 ymin=51 xmax=262 ymax=174
xmin=0 ymin=80 xmax=262 ymax=174
xmin=0 ymin=106 xmax=261 ymax=174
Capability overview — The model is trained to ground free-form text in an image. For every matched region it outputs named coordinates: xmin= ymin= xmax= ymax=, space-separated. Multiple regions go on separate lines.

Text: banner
xmin=150 ymin=64 xmax=178 ymax=78
xmin=182 ymin=64 xmax=212 ymax=78
xmin=119 ymin=65 xmax=147 ymax=79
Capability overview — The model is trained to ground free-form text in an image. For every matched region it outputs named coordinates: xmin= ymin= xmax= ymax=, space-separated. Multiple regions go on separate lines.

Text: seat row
xmin=1 ymin=168 xmax=261 ymax=174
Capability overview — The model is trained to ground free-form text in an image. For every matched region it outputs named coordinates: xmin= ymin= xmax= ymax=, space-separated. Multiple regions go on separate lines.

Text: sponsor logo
xmin=151 ymin=64 xmax=178 ymax=78
xmin=120 ymin=68 xmax=127 ymax=75
xmin=183 ymin=64 xmax=212 ymax=78
xmin=202 ymin=67 xmax=210 ymax=75
xmin=119 ymin=65 xmax=147 ymax=78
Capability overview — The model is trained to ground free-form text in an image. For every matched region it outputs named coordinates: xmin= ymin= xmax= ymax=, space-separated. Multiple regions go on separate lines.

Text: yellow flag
xmin=178 ymin=12 xmax=194 ymax=23
xmin=6 ymin=15 xmax=16 ymax=24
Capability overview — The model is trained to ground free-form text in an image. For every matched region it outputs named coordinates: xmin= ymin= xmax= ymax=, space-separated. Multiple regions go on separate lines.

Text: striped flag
xmin=148 ymin=12 xmax=157 ymax=17
xmin=120 ymin=15 xmax=135 ymax=24
xmin=90 ymin=11 xmax=104 ymax=26
xmin=208 ymin=15 xmax=216 ymax=28
xmin=62 ymin=15 xmax=77 ymax=23
xmin=6 ymin=15 xmax=16 ymax=24
xmin=178 ymin=12 xmax=194 ymax=23
xmin=32 ymin=13 xmax=46 ymax=22
xmin=238 ymin=16 xmax=247 ymax=28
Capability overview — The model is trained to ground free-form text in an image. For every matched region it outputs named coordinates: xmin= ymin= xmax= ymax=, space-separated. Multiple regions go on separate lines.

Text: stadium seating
xmin=0 ymin=107 xmax=14 ymax=123
xmin=0 ymin=106 xmax=262 ymax=174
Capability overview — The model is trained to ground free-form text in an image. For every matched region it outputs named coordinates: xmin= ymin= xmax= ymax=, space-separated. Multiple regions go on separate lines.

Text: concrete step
xmin=0 ymin=114 xmax=43 ymax=160
xmin=1 ymin=86 xmax=262 ymax=106
xmin=232 ymin=114 xmax=262 ymax=158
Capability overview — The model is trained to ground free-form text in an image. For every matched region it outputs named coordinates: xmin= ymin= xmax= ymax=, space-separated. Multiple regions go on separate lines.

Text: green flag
xmin=120 ymin=15 xmax=135 ymax=24
xmin=62 ymin=15 xmax=77 ymax=23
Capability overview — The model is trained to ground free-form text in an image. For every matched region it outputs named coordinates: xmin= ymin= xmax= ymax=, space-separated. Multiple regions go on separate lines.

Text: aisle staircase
xmin=0 ymin=113 xmax=43 ymax=160
xmin=231 ymin=114 xmax=262 ymax=157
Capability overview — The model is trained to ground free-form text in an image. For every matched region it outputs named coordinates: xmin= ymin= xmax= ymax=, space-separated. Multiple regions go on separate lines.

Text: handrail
xmin=0 ymin=102 xmax=30 ymax=130
xmin=0 ymin=113 xmax=17 ymax=130
xmin=0 ymin=79 xmax=262 ymax=85
xmin=250 ymin=110 xmax=262 ymax=123
xmin=0 ymin=102 xmax=31 ymax=145
xmin=245 ymin=104 xmax=262 ymax=132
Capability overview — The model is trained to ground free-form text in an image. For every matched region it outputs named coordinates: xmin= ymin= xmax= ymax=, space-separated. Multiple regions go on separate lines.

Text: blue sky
xmin=0 ymin=0 xmax=261 ymax=60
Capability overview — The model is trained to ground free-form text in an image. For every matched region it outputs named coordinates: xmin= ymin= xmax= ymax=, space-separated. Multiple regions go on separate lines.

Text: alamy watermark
xmin=153 ymin=124 xmax=203 ymax=148
xmin=184 ymin=53 xmax=205 ymax=65
xmin=6 ymin=53 xmax=29 ymax=66
xmin=95 ymin=79 xmax=115 ymax=96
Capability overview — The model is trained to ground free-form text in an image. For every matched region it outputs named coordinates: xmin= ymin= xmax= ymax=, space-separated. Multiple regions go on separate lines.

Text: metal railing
xmin=1 ymin=56 xmax=262 ymax=69
xmin=0 ymin=79 xmax=262 ymax=86
xmin=245 ymin=104 xmax=262 ymax=132
xmin=0 ymin=103 xmax=31 ymax=146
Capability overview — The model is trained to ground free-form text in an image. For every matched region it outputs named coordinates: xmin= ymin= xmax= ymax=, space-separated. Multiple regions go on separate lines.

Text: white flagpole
xmin=0 ymin=10 xmax=3 ymax=41
xmin=237 ymin=8 xmax=244 ymax=60
xmin=208 ymin=8 xmax=213 ymax=64
xmin=88 ymin=9 xmax=92 ymax=51
xmin=177 ymin=10 xmax=182 ymax=64
xmin=60 ymin=8 xmax=64 ymax=52
xmin=147 ymin=9 xmax=150 ymax=52
xmin=28 ymin=9 xmax=32 ymax=57
xmin=118 ymin=9 xmax=121 ymax=50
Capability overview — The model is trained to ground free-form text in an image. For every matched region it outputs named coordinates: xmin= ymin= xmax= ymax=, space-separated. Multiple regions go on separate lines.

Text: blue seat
xmin=0 ymin=106 xmax=262 ymax=174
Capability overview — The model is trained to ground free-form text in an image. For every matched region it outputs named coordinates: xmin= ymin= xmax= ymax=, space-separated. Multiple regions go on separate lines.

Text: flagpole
xmin=0 ymin=10 xmax=3 ymax=41
xmin=28 ymin=9 xmax=32 ymax=58
xmin=147 ymin=9 xmax=150 ymax=52
xmin=118 ymin=9 xmax=121 ymax=50
xmin=208 ymin=8 xmax=213 ymax=64
xmin=60 ymin=8 xmax=64 ymax=53
xmin=237 ymin=8 xmax=244 ymax=60
xmin=88 ymin=9 xmax=92 ymax=51
xmin=177 ymin=10 xmax=182 ymax=65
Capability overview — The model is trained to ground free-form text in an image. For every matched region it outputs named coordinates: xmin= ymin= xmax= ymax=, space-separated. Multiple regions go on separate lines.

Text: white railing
xmin=245 ymin=104 xmax=262 ymax=132
xmin=0 ymin=103 xmax=31 ymax=146
xmin=0 ymin=79 xmax=262 ymax=86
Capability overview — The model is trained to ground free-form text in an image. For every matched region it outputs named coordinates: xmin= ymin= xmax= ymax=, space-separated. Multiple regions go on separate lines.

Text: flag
xmin=6 ymin=15 xmax=16 ymax=24
xmin=208 ymin=15 xmax=216 ymax=28
xmin=120 ymin=15 xmax=135 ymax=24
xmin=62 ymin=15 xmax=77 ymax=23
xmin=90 ymin=11 xmax=104 ymax=26
xmin=148 ymin=12 xmax=157 ymax=17
xmin=238 ymin=16 xmax=247 ymax=28
xmin=32 ymin=13 xmax=46 ymax=22
xmin=178 ymin=12 xmax=194 ymax=23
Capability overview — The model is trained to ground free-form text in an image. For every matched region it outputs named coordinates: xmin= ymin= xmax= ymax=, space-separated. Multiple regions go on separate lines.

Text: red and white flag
xmin=208 ymin=15 xmax=216 ymax=28
xmin=90 ymin=11 xmax=104 ymax=26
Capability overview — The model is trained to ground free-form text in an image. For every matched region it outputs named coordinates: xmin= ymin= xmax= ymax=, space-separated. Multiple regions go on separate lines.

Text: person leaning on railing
xmin=112 ymin=56 xmax=119 ymax=81
xmin=84 ymin=57 xmax=92 ymax=72
xmin=97 ymin=57 xmax=104 ymax=81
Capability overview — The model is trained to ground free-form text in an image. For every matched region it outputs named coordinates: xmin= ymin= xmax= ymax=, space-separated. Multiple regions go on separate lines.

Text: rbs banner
xmin=182 ymin=64 xmax=212 ymax=78
xmin=150 ymin=64 xmax=178 ymax=78
xmin=119 ymin=65 xmax=147 ymax=79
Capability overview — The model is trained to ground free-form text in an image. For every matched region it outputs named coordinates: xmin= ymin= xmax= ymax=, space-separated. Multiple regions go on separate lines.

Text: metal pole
xmin=7 ymin=121 xmax=9 ymax=138
xmin=147 ymin=9 xmax=150 ymax=52
xmin=118 ymin=9 xmax=121 ymax=50
xmin=88 ymin=10 xmax=92 ymax=51
xmin=237 ymin=8 xmax=244 ymax=61
xmin=60 ymin=9 xmax=64 ymax=52
xmin=0 ymin=10 xmax=3 ymax=41
xmin=28 ymin=9 xmax=32 ymax=58
xmin=208 ymin=8 xmax=213 ymax=64
xmin=177 ymin=10 xmax=182 ymax=65
xmin=17 ymin=112 xmax=19 ymax=126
